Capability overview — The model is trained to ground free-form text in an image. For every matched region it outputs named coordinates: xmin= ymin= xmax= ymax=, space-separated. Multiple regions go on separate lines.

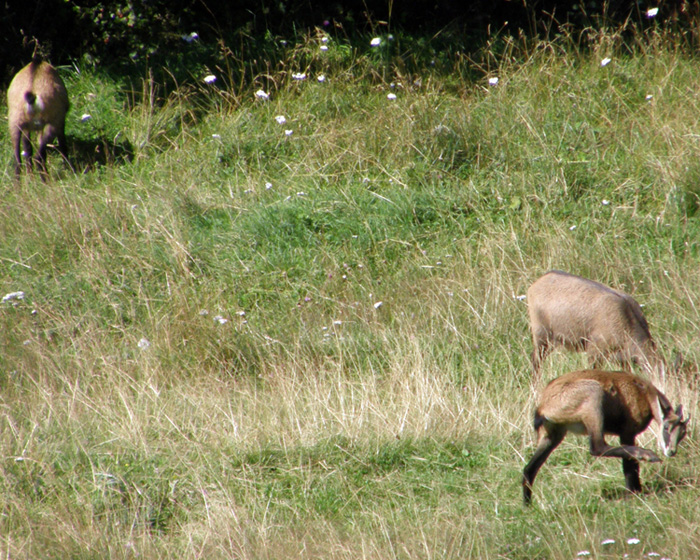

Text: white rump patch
xmin=26 ymin=94 xmax=45 ymax=116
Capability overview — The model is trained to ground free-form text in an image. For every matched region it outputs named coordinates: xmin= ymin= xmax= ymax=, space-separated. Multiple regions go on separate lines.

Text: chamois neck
xmin=655 ymin=390 xmax=673 ymax=421
xmin=650 ymin=390 xmax=673 ymax=454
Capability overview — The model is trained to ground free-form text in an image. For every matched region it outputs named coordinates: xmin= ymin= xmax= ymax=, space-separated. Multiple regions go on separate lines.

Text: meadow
xmin=1 ymin=25 xmax=700 ymax=559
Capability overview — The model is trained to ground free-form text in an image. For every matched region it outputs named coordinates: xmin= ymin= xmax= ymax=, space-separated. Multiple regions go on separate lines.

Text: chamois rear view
xmin=523 ymin=369 xmax=688 ymax=505
xmin=7 ymin=55 xmax=70 ymax=178
xmin=527 ymin=271 xmax=666 ymax=381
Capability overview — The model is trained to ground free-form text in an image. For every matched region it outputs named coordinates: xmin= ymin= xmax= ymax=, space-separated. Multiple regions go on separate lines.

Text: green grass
xmin=1 ymin=29 xmax=700 ymax=558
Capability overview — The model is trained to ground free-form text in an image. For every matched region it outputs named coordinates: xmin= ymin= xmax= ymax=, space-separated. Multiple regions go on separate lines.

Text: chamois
xmin=527 ymin=271 xmax=665 ymax=381
xmin=7 ymin=55 xmax=70 ymax=178
xmin=522 ymin=369 xmax=688 ymax=505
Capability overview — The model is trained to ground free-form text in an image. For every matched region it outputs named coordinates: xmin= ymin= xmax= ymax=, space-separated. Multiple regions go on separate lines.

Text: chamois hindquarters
xmin=7 ymin=57 xmax=70 ymax=178
xmin=522 ymin=369 xmax=688 ymax=505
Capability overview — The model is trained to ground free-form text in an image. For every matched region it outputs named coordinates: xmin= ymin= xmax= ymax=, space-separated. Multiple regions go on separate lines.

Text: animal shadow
xmin=600 ymin=476 xmax=689 ymax=501
xmin=68 ymin=134 xmax=134 ymax=172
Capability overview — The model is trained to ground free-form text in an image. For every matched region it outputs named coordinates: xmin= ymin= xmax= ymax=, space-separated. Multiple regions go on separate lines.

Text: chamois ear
xmin=675 ymin=405 xmax=690 ymax=424
xmin=659 ymin=399 xmax=672 ymax=418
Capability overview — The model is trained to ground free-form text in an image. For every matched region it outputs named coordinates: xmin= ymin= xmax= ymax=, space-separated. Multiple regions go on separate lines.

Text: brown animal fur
xmin=522 ymin=369 xmax=688 ymax=505
xmin=527 ymin=271 xmax=665 ymax=380
xmin=7 ymin=56 xmax=70 ymax=178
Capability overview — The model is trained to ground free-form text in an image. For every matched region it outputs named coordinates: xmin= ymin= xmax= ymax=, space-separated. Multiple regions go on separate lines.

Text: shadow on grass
xmin=600 ymin=476 xmax=692 ymax=501
xmin=68 ymin=134 xmax=134 ymax=172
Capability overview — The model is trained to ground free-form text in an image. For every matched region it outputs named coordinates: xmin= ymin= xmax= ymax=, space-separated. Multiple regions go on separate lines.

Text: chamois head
xmin=661 ymin=404 xmax=688 ymax=458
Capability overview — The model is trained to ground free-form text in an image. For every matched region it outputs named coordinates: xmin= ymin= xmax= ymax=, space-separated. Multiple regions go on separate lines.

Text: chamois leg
xmin=10 ymin=128 xmax=23 ymax=177
xmin=588 ymin=432 xmax=661 ymax=463
xmin=16 ymin=130 xmax=35 ymax=175
xmin=523 ymin=425 xmax=565 ymax=505
xmin=588 ymin=350 xmax=624 ymax=372
xmin=36 ymin=125 xmax=56 ymax=177
xmin=620 ymin=434 xmax=642 ymax=493
xmin=531 ymin=337 xmax=550 ymax=381
xmin=579 ymin=402 xmax=660 ymax=463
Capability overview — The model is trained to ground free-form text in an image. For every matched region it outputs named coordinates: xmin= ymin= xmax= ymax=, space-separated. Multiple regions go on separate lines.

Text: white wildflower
xmin=600 ymin=57 xmax=612 ymax=67
xmin=320 ymin=45 xmax=329 ymax=51
xmin=577 ymin=552 xmax=591 ymax=557
xmin=265 ymin=182 xmax=273 ymax=190
xmin=370 ymin=37 xmax=381 ymax=47
xmin=199 ymin=309 xmax=209 ymax=316
xmin=2 ymin=291 xmax=25 ymax=304
xmin=321 ymin=36 xmax=329 ymax=43
xmin=514 ymin=294 xmax=527 ymax=301
xmin=203 ymin=74 xmax=217 ymax=84
xmin=292 ymin=72 xmax=307 ymax=80
xmin=646 ymin=7 xmax=659 ymax=18
xmin=236 ymin=311 xmax=246 ymax=317
xmin=627 ymin=538 xmax=640 ymax=545
xmin=275 ymin=115 xmax=287 ymax=124
xmin=569 ymin=225 xmax=577 ymax=231
xmin=81 ymin=114 xmax=92 ymax=122
xmin=213 ymin=315 xmax=228 ymax=325
xmin=373 ymin=301 xmax=383 ymax=309
xmin=387 ymin=93 xmax=397 ymax=100
xmin=211 ymin=134 xmax=221 ymax=139
xmin=285 ymin=129 xmax=293 ymax=136
xmin=255 ymin=89 xmax=270 ymax=100
xmin=488 ymin=77 xmax=499 ymax=86
xmin=333 ymin=320 xmax=342 ymax=325
xmin=602 ymin=199 xmax=610 ymax=205
xmin=182 ymin=32 xmax=199 ymax=43
xmin=317 ymin=74 xmax=326 ymax=82
xmin=601 ymin=539 xmax=615 ymax=546
xmin=646 ymin=94 xmax=653 ymax=100
xmin=137 ymin=338 xmax=150 ymax=349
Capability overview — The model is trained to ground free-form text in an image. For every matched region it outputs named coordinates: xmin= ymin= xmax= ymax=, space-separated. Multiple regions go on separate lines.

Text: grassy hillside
xmin=1 ymin=28 xmax=699 ymax=559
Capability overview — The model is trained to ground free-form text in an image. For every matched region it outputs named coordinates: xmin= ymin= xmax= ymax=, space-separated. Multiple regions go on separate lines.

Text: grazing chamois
xmin=7 ymin=55 xmax=70 ymax=178
xmin=527 ymin=271 xmax=666 ymax=381
xmin=522 ymin=369 xmax=688 ymax=505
